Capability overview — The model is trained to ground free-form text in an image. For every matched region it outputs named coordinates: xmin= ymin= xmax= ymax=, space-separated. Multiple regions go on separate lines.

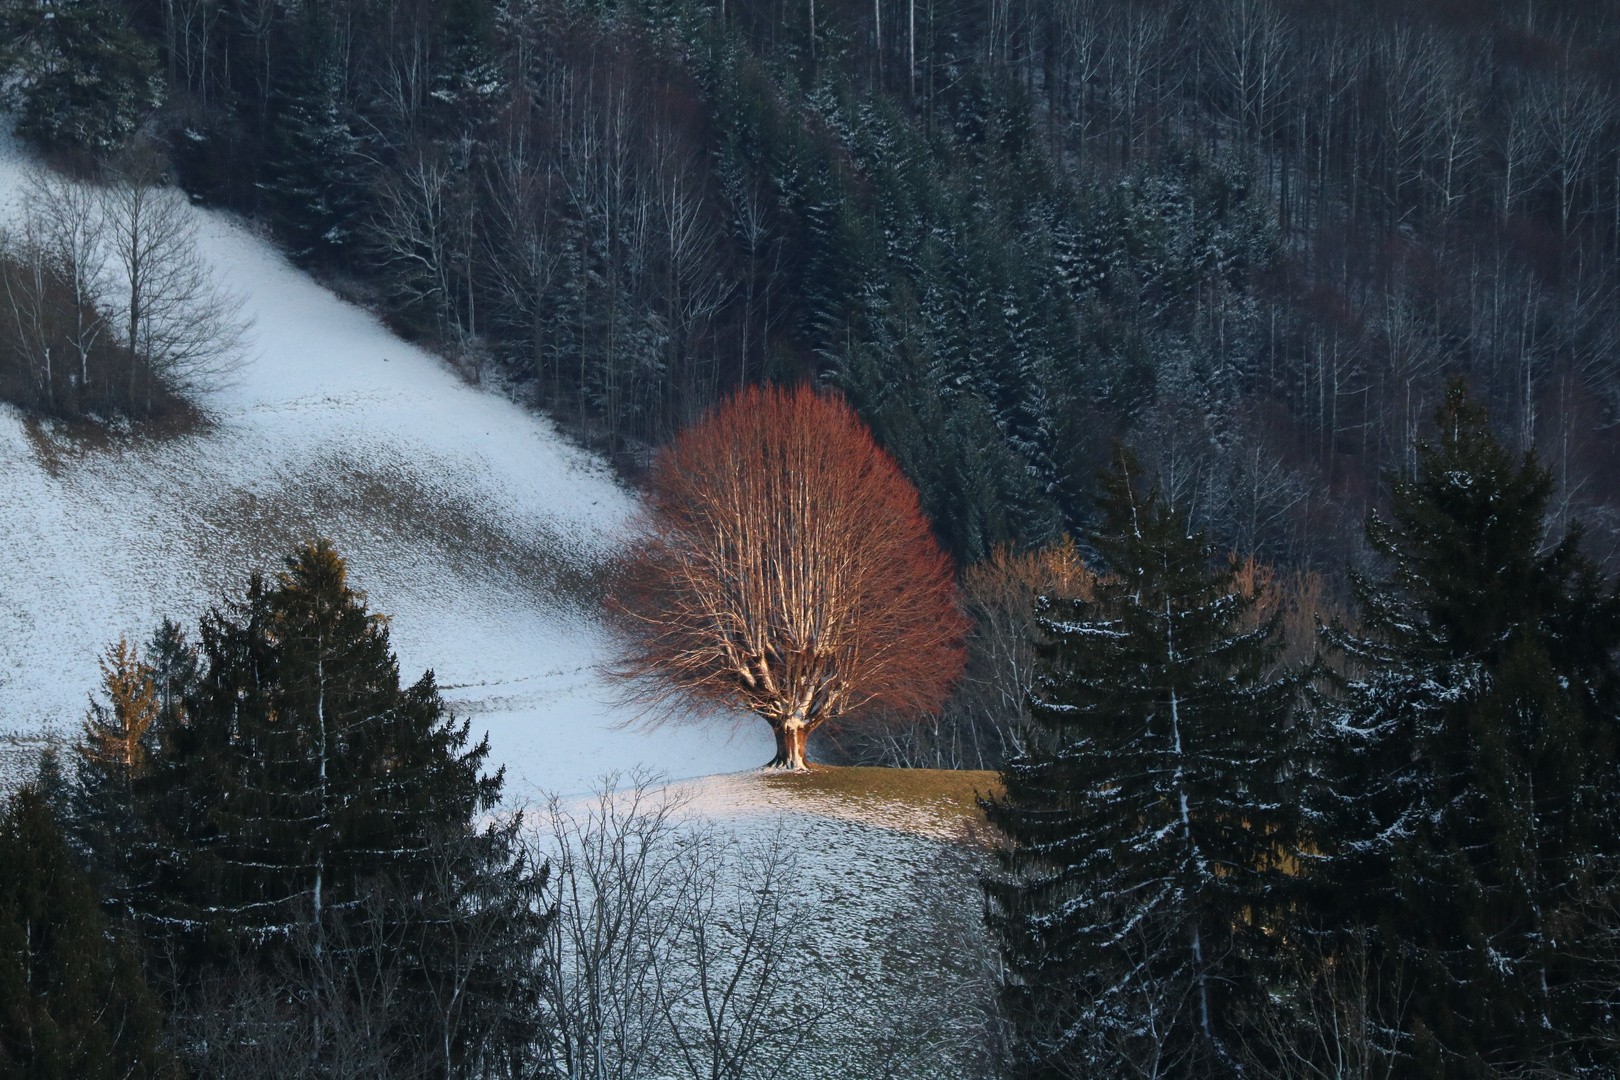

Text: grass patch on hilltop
xmin=759 ymin=765 xmax=1004 ymax=832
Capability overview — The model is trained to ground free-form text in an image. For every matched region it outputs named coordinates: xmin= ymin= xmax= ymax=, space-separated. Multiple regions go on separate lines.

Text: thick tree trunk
xmin=764 ymin=721 xmax=812 ymax=771
xmin=785 ymin=725 xmax=809 ymax=771
xmin=767 ymin=723 xmax=789 ymax=768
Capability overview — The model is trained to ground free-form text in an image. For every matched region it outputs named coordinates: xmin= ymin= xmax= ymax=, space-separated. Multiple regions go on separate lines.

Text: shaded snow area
xmin=543 ymin=772 xmax=1004 ymax=1080
xmin=711 ymin=812 xmax=998 ymax=1080
xmin=0 ymin=131 xmax=771 ymax=795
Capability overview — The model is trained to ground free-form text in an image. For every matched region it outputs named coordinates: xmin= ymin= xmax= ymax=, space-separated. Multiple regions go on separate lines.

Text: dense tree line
xmin=5 ymin=0 xmax=1617 ymax=571
xmin=987 ymin=384 xmax=1620 ymax=1078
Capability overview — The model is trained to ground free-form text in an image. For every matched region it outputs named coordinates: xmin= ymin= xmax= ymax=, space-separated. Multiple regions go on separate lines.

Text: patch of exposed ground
xmin=20 ymin=401 xmax=213 ymax=476
xmin=756 ymin=763 xmax=1005 ymax=840
xmin=200 ymin=451 xmax=612 ymax=613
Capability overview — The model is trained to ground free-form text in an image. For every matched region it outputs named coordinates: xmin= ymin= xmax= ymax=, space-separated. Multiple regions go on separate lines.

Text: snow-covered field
xmin=0 ymin=130 xmax=771 ymax=797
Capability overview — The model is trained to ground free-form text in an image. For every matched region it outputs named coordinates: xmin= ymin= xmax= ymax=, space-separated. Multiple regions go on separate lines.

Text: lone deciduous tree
xmin=102 ymin=169 xmax=248 ymax=411
xmin=611 ymin=383 xmax=967 ymax=771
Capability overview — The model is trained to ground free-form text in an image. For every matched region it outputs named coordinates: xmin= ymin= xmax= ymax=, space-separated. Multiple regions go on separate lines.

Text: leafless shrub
xmin=1240 ymin=930 xmax=1407 ymax=1080
xmin=656 ymin=826 xmax=809 ymax=1080
xmin=528 ymin=772 xmax=813 ymax=1080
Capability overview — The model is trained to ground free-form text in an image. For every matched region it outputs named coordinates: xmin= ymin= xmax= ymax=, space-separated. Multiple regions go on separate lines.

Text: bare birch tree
xmin=1207 ymin=0 xmax=1292 ymax=146
xmin=484 ymin=116 xmax=567 ymax=395
xmin=2 ymin=168 xmax=226 ymax=419
xmin=1529 ymin=65 xmax=1615 ymax=242
xmin=0 ymin=222 xmax=63 ymax=411
xmin=372 ymin=146 xmax=472 ymax=341
xmin=26 ymin=170 xmax=109 ymax=395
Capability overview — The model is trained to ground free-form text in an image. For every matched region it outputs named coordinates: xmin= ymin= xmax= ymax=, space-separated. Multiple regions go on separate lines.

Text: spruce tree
xmin=189 ymin=538 xmax=501 ymax=945
xmin=0 ymin=0 xmax=162 ymax=155
xmin=261 ymin=52 xmax=369 ymax=264
xmin=0 ymin=786 xmax=172 ymax=1079
xmin=80 ymin=541 xmax=536 ymax=1073
xmin=32 ymin=748 xmax=72 ymax=822
xmin=81 ymin=638 xmax=158 ymax=777
xmin=143 ymin=619 xmax=198 ymax=732
xmin=1313 ymin=383 xmax=1620 ymax=1075
xmin=72 ymin=639 xmax=169 ymax=928
xmin=984 ymin=448 xmax=1300 ymax=1079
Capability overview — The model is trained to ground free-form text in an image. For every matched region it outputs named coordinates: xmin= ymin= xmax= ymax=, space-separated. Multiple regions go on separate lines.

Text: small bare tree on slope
xmin=609 ymin=383 xmax=967 ymax=771
xmin=102 ymin=165 xmax=247 ymax=410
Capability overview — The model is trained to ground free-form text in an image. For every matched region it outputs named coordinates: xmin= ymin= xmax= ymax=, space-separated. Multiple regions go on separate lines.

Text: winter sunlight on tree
xmin=608 ymin=383 xmax=967 ymax=771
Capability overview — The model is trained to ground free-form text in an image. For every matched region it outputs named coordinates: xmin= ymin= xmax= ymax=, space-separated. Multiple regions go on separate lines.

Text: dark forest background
xmin=9 ymin=0 xmax=1620 ymax=576
xmin=9 ymin=6 xmax=1620 ymax=1075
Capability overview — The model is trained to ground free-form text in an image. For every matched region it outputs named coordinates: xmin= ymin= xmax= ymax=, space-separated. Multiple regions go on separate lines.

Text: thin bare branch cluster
xmin=837 ymin=537 xmax=1097 ymax=769
xmin=530 ymin=774 xmax=810 ymax=1080
xmin=0 ymin=163 xmax=248 ymax=419
xmin=610 ymin=384 xmax=966 ymax=770
xmin=102 ymin=166 xmax=249 ymax=403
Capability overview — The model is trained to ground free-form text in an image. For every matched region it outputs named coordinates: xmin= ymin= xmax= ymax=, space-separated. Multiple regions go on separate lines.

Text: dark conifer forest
xmin=7 ymin=0 xmax=1620 ymax=1077
xmin=7 ymin=0 xmax=1620 ymax=571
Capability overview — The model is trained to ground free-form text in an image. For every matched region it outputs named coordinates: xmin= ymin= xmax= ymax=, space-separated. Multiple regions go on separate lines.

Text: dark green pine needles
xmin=1313 ymin=382 xmax=1620 ymax=1076
xmin=85 ymin=539 xmax=501 ymax=956
xmin=68 ymin=539 xmax=544 ymax=1075
xmin=0 ymin=0 xmax=162 ymax=154
xmin=985 ymin=447 xmax=1301 ymax=1079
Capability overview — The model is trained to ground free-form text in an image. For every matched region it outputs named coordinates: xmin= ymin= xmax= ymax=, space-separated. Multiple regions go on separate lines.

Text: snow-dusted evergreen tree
xmin=79 ymin=541 xmax=501 ymax=956
xmin=186 ymin=539 xmax=502 ymax=943
xmin=1312 ymin=382 xmax=1620 ymax=1075
xmin=0 ymin=0 xmax=162 ymax=154
xmin=80 ymin=638 xmax=159 ymax=780
xmin=261 ymin=53 xmax=370 ymax=264
xmin=985 ymin=447 xmax=1300 ymax=1079
xmin=143 ymin=617 xmax=197 ymax=731
xmin=81 ymin=541 xmax=546 ymax=1071
xmin=71 ymin=637 xmax=176 ymax=926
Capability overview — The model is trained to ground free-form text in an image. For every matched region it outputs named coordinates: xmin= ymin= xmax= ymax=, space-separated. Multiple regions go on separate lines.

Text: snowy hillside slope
xmin=0 ymin=132 xmax=771 ymax=796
